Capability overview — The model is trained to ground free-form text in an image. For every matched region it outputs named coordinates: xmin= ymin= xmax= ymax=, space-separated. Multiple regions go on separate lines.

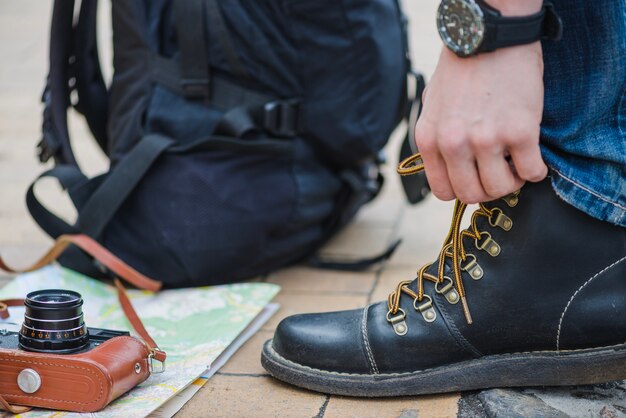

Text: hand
xmin=415 ymin=43 xmax=547 ymax=204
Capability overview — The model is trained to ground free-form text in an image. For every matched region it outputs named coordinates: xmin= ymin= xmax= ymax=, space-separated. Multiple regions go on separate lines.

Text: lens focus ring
xmin=19 ymin=289 xmax=89 ymax=354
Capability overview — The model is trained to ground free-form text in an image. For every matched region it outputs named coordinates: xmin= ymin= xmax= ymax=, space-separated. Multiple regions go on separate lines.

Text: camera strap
xmin=0 ymin=394 xmax=31 ymax=414
xmin=0 ymin=234 xmax=162 ymax=291
xmin=0 ymin=234 xmax=167 ymax=359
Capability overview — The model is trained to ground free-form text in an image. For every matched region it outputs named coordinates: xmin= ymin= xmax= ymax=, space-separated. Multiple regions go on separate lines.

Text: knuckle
xmin=455 ymin=185 xmax=483 ymax=204
xmin=518 ymin=164 xmax=546 ymax=181
xmin=415 ymin=133 xmax=435 ymax=153
xmin=507 ymin=124 xmax=539 ymax=147
xmin=483 ymin=182 xmax=514 ymax=199
xmin=438 ymin=133 xmax=465 ymax=157
xmin=432 ymin=188 xmax=455 ymax=201
xmin=414 ymin=125 xmax=435 ymax=151
xmin=457 ymin=193 xmax=481 ymax=204
xmin=470 ymin=133 xmax=497 ymax=152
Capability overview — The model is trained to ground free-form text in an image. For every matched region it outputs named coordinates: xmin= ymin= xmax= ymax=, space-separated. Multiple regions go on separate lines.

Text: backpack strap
xmin=174 ymin=0 xmax=211 ymax=99
xmin=150 ymin=52 xmax=298 ymax=138
xmin=39 ymin=0 xmax=78 ymax=166
xmin=398 ymin=71 xmax=431 ymax=205
xmin=76 ymin=134 xmax=174 ymax=238
xmin=72 ymin=0 xmax=109 ymax=153
xmin=39 ymin=0 xmax=109 ymax=164
xmin=27 ymin=135 xmax=173 ymax=277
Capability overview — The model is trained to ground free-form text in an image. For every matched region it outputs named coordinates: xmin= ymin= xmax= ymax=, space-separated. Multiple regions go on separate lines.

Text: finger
xmin=508 ymin=139 xmax=548 ymax=182
xmin=475 ymin=150 xmax=525 ymax=199
xmin=414 ymin=125 xmax=455 ymax=201
xmin=445 ymin=155 xmax=490 ymax=204
xmin=437 ymin=132 xmax=489 ymax=203
xmin=422 ymin=147 xmax=455 ymax=201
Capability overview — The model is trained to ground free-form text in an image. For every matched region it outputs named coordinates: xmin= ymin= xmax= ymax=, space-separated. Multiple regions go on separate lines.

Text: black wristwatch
xmin=436 ymin=0 xmax=562 ymax=57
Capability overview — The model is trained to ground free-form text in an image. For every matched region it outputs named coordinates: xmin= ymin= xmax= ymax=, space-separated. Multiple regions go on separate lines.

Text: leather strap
xmin=0 ymin=234 xmax=161 ymax=291
xmin=0 ymin=394 xmax=31 ymax=414
xmin=114 ymin=279 xmax=166 ymax=362
xmin=0 ymin=299 xmax=24 ymax=320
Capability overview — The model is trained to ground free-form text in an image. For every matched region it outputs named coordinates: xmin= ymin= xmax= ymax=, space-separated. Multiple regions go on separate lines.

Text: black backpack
xmin=29 ymin=0 xmax=428 ymax=287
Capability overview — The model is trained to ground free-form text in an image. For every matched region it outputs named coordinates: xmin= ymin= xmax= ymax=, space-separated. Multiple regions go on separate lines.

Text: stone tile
xmin=263 ymin=292 xmax=367 ymax=331
xmin=526 ymin=382 xmax=626 ymax=417
xmin=369 ymin=265 xmax=421 ymax=304
xmin=319 ymin=222 xmax=395 ymax=259
xmin=0 ymin=218 xmax=52 ymax=245
xmin=175 ymin=375 xmax=327 ymax=418
xmin=218 ymin=330 xmax=274 ymax=375
xmin=0 ymin=244 xmax=51 ymax=284
xmin=323 ymin=393 xmax=460 ymax=418
xmin=477 ymin=389 xmax=566 ymax=418
xmin=388 ymin=197 xmax=467 ymax=267
xmin=403 ymin=0 xmax=441 ymax=78
xmin=266 ymin=266 xmax=376 ymax=295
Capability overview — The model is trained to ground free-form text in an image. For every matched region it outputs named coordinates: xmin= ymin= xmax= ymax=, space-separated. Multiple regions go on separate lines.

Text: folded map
xmin=0 ymin=265 xmax=280 ymax=417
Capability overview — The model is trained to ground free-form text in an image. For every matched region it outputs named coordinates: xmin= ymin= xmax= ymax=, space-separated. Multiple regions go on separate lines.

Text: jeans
xmin=540 ymin=0 xmax=626 ymax=226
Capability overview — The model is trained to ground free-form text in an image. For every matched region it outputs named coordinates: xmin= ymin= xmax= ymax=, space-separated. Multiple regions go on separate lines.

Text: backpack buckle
xmin=180 ymin=78 xmax=210 ymax=100
xmin=263 ymin=99 xmax=300 ymax=137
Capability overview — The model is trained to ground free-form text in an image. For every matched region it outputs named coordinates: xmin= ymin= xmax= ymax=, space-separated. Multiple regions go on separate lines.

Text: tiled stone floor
xmin=3 ymin=1 xmax=624 ymax=418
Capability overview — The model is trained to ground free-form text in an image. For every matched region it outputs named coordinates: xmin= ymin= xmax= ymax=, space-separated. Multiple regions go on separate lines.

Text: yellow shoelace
xmin=389 ymin=153 xmax=517 ymax=325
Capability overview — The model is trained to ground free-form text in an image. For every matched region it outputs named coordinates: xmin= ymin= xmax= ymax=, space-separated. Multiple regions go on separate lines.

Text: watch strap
xmin=479 ymin=1 xmax=562 ymax=52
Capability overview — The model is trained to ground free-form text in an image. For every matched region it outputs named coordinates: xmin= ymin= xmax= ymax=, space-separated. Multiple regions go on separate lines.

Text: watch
xmin=436 ymin=0 xmax=562 ymax=57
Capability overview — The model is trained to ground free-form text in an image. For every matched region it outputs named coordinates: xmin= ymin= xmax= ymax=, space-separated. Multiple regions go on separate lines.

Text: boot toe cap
xmin=272 ymin=309 xmax=372 ymax=374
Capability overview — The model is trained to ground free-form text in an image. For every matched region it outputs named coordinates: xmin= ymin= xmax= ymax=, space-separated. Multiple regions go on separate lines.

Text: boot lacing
xmin=387 ymin=153 xmax=518 ymax=326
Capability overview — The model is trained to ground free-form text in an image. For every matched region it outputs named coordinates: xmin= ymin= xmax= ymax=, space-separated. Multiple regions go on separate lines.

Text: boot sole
xmin=261 ymin=339 xmax=626 ymax=396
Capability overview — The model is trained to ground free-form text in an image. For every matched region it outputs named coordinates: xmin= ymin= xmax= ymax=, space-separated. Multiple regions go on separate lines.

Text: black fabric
xmin=204 ymin=0 xmax=249 ymax=80
xmin=149 ymin=55 xmax=273 ymax=111
xmin=76 ymin=134 xmax=174 ymax=238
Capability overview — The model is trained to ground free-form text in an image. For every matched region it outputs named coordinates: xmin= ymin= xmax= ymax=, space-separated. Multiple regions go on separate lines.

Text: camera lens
xmin=19 ymin=289 xmax=89 ymax=354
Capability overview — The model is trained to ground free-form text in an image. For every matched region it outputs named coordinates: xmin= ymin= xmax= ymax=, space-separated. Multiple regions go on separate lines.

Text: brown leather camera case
xmin=0 ymin=336 xmax=151 ymax=412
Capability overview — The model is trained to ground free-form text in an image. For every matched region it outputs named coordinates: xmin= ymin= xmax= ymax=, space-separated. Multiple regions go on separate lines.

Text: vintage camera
xmin=0 ymin=289 xmax=129 ymax=353
xmin=0 ymin=289 xmax=154 ymax=412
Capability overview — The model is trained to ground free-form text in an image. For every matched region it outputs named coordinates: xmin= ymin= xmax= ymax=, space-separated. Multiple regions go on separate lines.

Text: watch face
xmin=437 ymin=0 xmax=485 ymax=57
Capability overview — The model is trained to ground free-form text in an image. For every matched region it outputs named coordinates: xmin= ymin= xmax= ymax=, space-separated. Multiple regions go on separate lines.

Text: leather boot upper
xmin=272 ymin=178 xmax=626 ymax=375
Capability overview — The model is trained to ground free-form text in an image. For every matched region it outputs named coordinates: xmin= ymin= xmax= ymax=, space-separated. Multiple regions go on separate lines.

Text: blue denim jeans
xmin=541 ymin=0 xmax=626 ymax=226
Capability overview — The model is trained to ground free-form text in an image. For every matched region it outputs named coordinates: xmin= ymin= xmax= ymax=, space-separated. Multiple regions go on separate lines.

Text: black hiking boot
xmin=261 ymin=156 xmax=626 ymax=397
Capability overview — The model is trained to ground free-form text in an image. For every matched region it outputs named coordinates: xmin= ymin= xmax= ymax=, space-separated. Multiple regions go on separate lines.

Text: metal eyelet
xmin=386 ymin=308 xmax=408 ymax=336
xmin=413 ymin=294 xmax=437 ymax=323
xmin=461 ymin=254 xmax=484 ymax=280
xmin=474 ymin=231 xmax=501 ymax=257
xmin=502 ymin=191 xmax=520 ymax=207
xmin=435 ymin=276 xmax=460 ymax=304
xmin=488 ymin=208 xmax=513 ymax=231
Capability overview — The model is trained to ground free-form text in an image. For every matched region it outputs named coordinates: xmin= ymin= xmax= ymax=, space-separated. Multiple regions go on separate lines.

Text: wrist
xmin=482 ymin=0 xmax=542 ymax=16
